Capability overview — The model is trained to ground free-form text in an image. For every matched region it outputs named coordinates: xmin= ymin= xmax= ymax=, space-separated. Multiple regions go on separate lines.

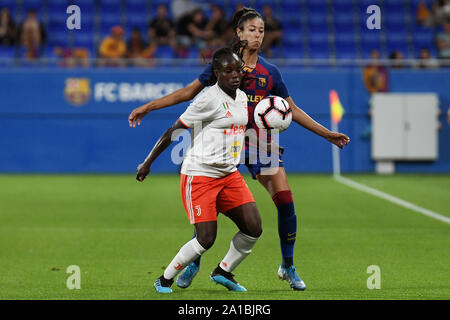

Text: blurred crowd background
xmin=0 ymin=0 xmax=449 ymax=68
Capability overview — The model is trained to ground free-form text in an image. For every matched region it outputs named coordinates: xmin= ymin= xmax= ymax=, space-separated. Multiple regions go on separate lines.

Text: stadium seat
xmin=70 ymin=0 xmax=95 ymax=11
xmin=384 ymin=12 xmax=407 ymax=32
xmin=335 ymin=47 xmax=358 ymax=60
xmin=72 ymin=32 xmax=95 ymax=48
xmin=0 ymin=46 xmax=16 ymax=59
xmin=283 ymin=45 xmax=304 ymax=59
xmin=332 ymin=0 xmax=354 ymax=15
xmin=308 ymin=31 xmax=330 ymax=59
xmin=283 ymin=29 xmax=302 ymax=47
xmin=335 ymin=34 xmax=357 ymax=54
xmin=309 ymin=48 xmax=330 ymax=60
xmin=333 ymin=13 xmax=355 ymax=33
xmin=383 ymin=0 xmax=407 ymax=12
xmin=48 ymin=0 xmax=70 ymax=13
xmin=153 ymin=45 xmax=175 ymax=59
xmin=125 ymin=11 xmax=149 ymax=28
xmin=1 ymin=0 xmax=17 ymax=6
xmin=413 ymin=29 xmax=436 ymax=48
xmin=307 ymin=12 xmax=329 ymax=33
xmin=306 ymin=0 xmax=329 ymax=14
xmin=47 ymin=30 xmax=69 ymax=47
xmin=99 ymin=0 xmax=122 ymax=15
xmin=126 ymin=1 xmax=148 ymax=15
xmin=281 ymin=10 xmax=302 ymax=28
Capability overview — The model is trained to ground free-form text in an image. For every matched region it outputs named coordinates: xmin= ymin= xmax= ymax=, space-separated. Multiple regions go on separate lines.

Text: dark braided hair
xmin=204 ymin=47 xmax=244 ymax=86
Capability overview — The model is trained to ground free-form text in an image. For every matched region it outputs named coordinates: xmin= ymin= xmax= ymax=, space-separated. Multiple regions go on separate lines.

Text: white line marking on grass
xmin=334 ymin=175 xmax=450 ymax=225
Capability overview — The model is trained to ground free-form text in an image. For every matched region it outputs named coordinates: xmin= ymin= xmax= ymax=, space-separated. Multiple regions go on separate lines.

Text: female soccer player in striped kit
xmin=129 ymin=8 xmax=350 ymax=291
xmin=136 ymin=48 xmax=262 ymax=293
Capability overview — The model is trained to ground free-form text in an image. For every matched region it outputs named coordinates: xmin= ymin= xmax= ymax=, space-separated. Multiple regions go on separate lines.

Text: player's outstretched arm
xmin=136 ymin=120 xmax=187 ymax=182
xmin=128 ymin=79 xmax=205 ymax=128
xmin=286 ymin=97 xmax=350 ymax=149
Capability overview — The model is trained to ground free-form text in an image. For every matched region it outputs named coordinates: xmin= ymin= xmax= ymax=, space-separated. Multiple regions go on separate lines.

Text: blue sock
xmin=272 ymin=191 xmax=297 ymax=268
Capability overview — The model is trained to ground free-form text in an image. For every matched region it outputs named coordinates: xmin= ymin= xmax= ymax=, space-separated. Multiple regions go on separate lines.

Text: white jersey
xmin=179 ymin=83 xmax=248 ymax=178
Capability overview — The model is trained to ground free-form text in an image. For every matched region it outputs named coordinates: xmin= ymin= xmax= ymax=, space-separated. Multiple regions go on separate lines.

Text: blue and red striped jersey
xmin=198 ymin=55 xmax=289 ymax=132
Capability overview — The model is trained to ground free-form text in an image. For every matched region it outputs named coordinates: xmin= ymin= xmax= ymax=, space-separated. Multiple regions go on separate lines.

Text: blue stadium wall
xmin=1 ymin=67 xmax=449 ymax=173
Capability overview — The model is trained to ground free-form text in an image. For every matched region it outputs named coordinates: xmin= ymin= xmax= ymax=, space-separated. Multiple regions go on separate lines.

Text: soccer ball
xmin=254 ymin=96 xmax=292 ymax=132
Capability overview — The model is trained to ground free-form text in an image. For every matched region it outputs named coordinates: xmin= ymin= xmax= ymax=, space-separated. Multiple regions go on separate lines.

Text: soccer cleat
xmin=154 ymin=276 xmax=174 ymax=293
xmin=210 ymin=265 xmax=247 ymax=292
xmin=176 ymin=262 xmax=200 ymax=288
xmin=278 ymin=265 xmax=306 ymax=291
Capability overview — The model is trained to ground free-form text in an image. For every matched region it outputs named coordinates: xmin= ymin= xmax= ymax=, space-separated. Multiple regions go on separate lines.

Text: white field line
xmin=334 ymin=175 xmax=450 ymax=225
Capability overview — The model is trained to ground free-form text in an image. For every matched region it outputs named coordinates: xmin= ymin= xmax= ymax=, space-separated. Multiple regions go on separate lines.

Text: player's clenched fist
xmin=136 ymin=163 xmax=150 ymax=182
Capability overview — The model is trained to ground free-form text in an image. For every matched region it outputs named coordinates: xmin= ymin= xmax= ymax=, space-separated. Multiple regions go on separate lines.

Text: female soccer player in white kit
xmin=136 ymin=48 xmax=262 ymax=293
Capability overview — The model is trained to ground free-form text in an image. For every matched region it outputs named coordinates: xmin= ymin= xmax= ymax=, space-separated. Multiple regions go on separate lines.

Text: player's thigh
xmin=216 ymin=171 xmax=255 ymax=214
xmin=180 ymin=174 xmax=220 ymax=225
xmin=225 ymin=202 xmax=262 ymax=238
xmin=256 ymin=166 xmax=291 ymax=197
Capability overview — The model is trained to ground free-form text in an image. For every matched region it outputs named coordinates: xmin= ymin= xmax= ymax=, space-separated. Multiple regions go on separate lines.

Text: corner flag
xmin=329 ymin=90 xmax=345 ymax=177
xmin=329 ymin=90 xmax=345 ymax=124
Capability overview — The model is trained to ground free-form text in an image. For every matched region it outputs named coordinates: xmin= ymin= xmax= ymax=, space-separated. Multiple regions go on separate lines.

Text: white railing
xmin=0 ymin=57 xmax=449 ymax=68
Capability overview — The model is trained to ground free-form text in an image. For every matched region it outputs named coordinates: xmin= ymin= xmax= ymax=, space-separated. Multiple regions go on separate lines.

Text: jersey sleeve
xmin=179 ymin=88 xmax=216 ymax=128
xmin=270 ymin=65 xmax=290 ymax=99
xmin=198 ymin=64 xmax=213 ymax=86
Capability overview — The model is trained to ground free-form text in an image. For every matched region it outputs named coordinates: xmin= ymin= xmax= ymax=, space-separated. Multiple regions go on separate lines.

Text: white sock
xmin=220 ymin=231 xmax=259 ymax=273
xmin=163 ymin=238 xmax=206 ymax=280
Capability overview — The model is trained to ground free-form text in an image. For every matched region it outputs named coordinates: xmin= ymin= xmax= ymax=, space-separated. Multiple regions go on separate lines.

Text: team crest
xmin=258 ymin=77 xmax=266 ymax=87
xmin=229 ymin=140 xmax=243 ymax=158
xmin=64 ymin=78 xmax=91 ymax=106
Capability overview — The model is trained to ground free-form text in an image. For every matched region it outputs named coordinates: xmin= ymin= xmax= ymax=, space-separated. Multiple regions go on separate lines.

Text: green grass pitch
xmin=0 ymin=174 xmax=449 ymax=300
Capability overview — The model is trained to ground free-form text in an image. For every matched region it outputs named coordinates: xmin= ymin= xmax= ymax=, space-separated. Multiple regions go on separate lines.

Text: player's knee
xmin=196 ymin=232 xmax=216 ymax=250
xmin=247 ymin=219 xmax=263 ymax=238
xmin=250 ymin=226 xmax=262 ymax=238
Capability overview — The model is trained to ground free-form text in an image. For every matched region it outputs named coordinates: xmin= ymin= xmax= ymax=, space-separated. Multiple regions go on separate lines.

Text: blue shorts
xmin=241 ymin=145 xmax=285 ymax=180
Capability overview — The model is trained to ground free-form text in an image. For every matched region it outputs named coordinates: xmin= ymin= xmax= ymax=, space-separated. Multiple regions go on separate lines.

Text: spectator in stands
xmin=171 ymin=0 xmax=202 ymax=24
xmin=149 ymin=4 xmax=175 ymax=48
xmin=389 ymin=50 xmax=406 ymax=69
xmin=432 ymin=0 xmax=450 ymax=26
xmin=436 ymin=18 xmax=450 ymax=59
xmin=205 ymin=5 xmax=228 ymax=45
xmin=54 ymin=47 xmax=90 ymax=68
xmin=261 ymin=5 xmax=282 ymax=58
xmin=362 ymin=49 xmax=389 ymax=93
xmin=417 ymin=1 xmax=434 ymax=27
xmin=175 ymin=9 xmax=211 ymax=58
xmin=197 ymin=4 xmax=228 ymax=60
xmin=127 ymin=27 xmax=150 ymax=66
xmin=417 ymin=47 xmax=440 ymax=68
xmin=20 ymin=9 xmax=45 ymax=59
xmin=98 ymin=25 xmax=127 ymax=67
xmin=0 ymin=7 xmax=17 ymax=46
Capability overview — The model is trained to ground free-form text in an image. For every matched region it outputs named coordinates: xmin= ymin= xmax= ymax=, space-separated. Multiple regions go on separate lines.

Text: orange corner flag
xmin=329 ymin=90 xmax=345 ymax=124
